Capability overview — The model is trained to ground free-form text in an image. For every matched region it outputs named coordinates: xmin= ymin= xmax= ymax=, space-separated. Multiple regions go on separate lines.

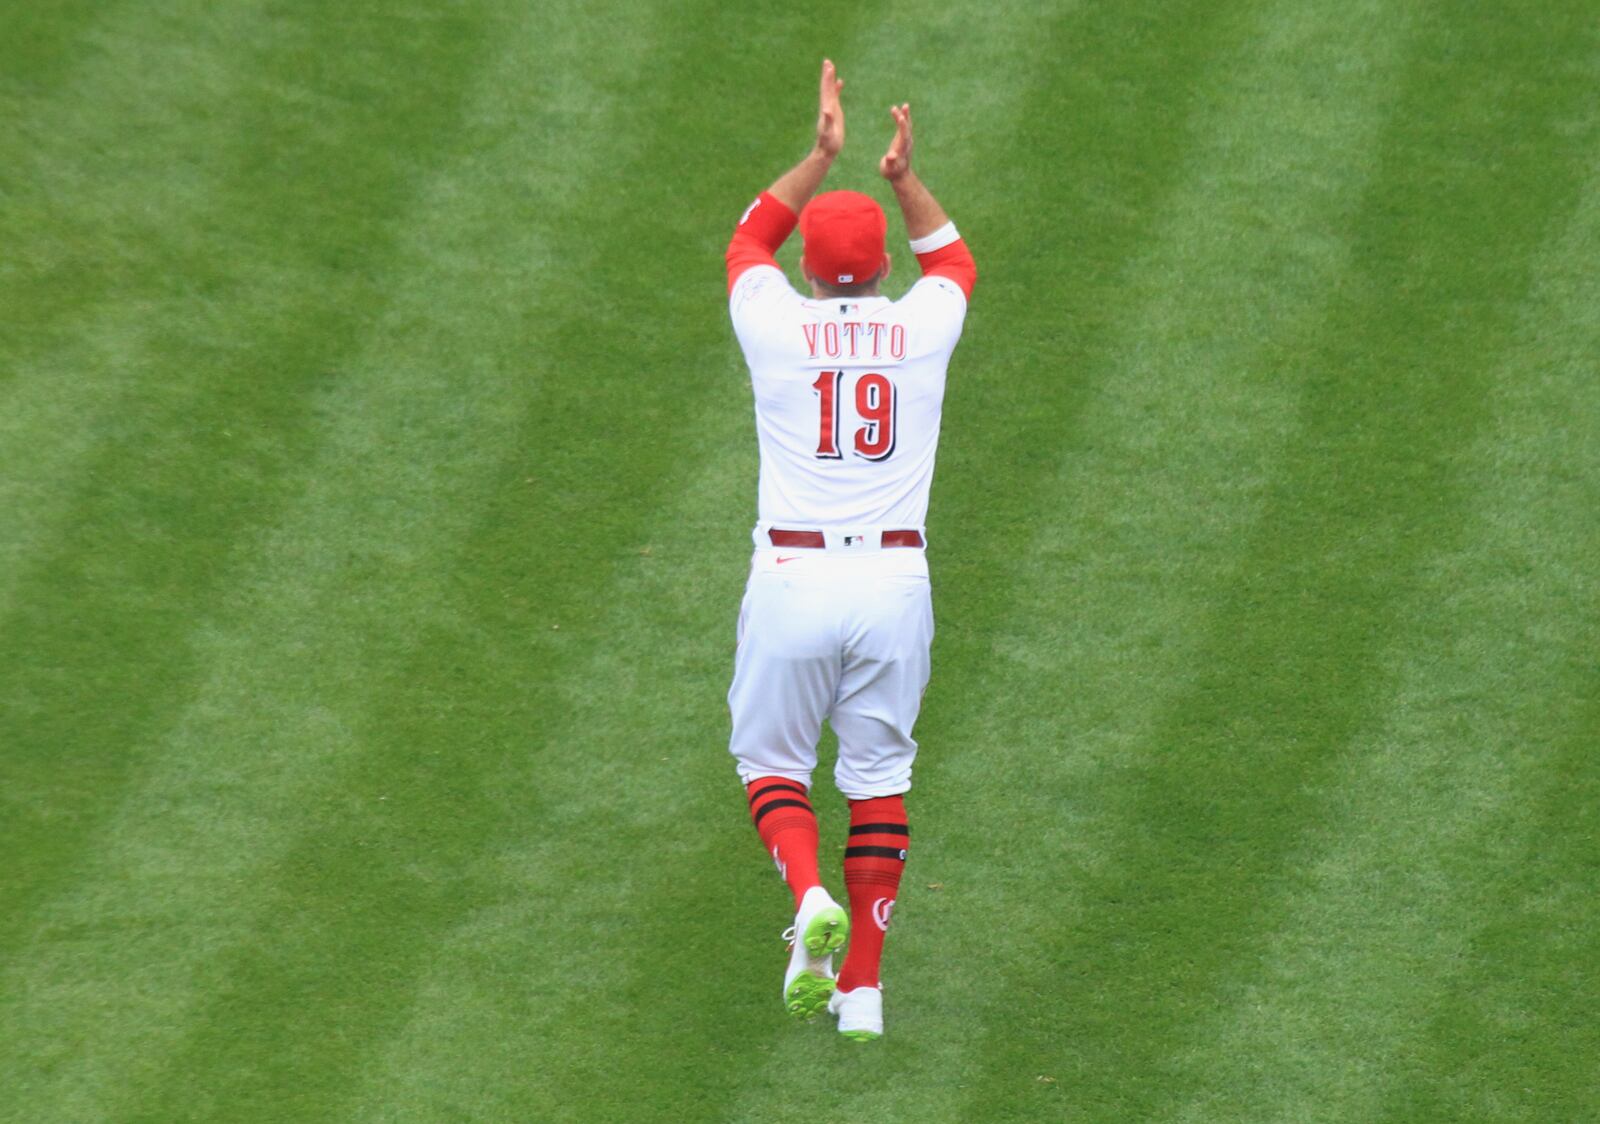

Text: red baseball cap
xmin=799 ymin=191 xmax=888 ymax=286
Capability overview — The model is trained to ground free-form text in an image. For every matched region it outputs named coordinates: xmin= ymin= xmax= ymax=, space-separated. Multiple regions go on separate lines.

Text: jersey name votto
xmin=803 ymin=319 xmax=907 ymax=361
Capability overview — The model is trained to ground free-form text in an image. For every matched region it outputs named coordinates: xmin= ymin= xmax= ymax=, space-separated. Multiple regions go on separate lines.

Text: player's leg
xmin=836 ymin=793 xmax=909 ymax=993
xmin=745 ymin=777 xmax=850 ymax=1018
xmin=744 ymin=779 xmax=822 ymax=909
xmin=727 ymin=566 xmax=849 ymax=1017
xmin=729 ymin=569 xmax=836 ymax=907
xmin=826 ymin=572 xmax=932 ymax=1039
xmin=825 ymin=792 xmax=906 ymax=1040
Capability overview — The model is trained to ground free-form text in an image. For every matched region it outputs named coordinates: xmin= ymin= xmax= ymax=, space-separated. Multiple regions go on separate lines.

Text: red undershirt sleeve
xmin=726 ymin=192 xmax=799 ymax=294
xmin=909 ymin=222 xmax=977 ymax=300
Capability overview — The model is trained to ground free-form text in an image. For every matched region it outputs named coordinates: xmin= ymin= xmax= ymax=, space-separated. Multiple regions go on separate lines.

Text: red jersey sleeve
xmin=726 ymin=192 xmax=799 ymax=294
xmin=913 ymin=236 xmax=977 ymax=300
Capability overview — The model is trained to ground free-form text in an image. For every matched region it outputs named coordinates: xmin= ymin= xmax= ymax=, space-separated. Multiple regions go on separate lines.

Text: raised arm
xmin=726 ymin=60 xmax=845 ymax=293
xmin=879 ymin=103 xmax=977 ymax=299
xmin=769 ymin=59 xmax=844 ymax=211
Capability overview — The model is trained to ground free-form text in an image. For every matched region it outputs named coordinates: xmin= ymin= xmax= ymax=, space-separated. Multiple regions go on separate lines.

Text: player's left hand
xmin=816 ymin=58 xmax=845 ymax=158
xmin=879 ymin=102 xmax=912 ymax=181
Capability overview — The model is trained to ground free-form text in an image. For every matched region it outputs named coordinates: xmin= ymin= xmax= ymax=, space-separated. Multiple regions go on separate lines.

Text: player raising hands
xmin=722 ymin=59 xmax=976 ymax=1043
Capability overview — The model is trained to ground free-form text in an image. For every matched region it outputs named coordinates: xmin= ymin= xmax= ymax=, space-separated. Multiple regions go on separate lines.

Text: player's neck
xmin=810 ymin=287 xmax=882 ymax=300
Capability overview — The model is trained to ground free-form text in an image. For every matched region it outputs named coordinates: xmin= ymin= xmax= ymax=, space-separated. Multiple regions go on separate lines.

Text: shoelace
xmin=781 ymin=925 xmax=797 ymax=946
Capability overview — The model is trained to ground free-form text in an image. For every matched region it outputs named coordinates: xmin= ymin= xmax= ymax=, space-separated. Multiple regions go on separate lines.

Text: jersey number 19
xmin=812 ymin=371 xmax=896 ymax=462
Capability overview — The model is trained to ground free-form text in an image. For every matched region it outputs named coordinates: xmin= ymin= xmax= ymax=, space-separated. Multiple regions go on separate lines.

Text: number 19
xmin=812 ymin=371 xmax=896 ymax=461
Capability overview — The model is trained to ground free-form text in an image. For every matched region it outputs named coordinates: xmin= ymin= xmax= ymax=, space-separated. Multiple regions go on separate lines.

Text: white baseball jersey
xmin=723 ymin=193 xmax=975 ymax=799
xmin=728 ymin=235 xmax=969 ymax=539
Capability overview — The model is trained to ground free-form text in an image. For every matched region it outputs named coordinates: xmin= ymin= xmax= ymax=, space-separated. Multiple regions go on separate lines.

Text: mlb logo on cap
xmin=800 ymin=191 xmax=888 ymax=287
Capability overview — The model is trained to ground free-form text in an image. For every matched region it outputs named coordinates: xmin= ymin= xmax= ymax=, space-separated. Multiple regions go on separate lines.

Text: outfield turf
xmin=3 ymin=1 xmax=1598 ymax=1120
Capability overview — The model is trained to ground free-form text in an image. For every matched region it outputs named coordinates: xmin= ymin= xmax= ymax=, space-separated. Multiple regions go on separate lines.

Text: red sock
xmin=746 ymin=777 xmax=821 ymax=910
xmin=837 ymin=795 xmax=908 ymax=992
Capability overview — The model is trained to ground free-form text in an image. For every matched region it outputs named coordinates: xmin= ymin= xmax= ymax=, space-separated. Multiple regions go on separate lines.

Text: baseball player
xmin=724 ymin=59 xmax=976 ymax=1041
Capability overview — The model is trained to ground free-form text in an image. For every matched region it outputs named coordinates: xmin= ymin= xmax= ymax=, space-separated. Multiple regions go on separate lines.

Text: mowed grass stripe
xmin=1364 ymin=167 xmax=1600 ymax=1123
xmin=1150 ymin=14 xmax=1600 ymax=1119
xmin=1172 ymin=173 xmax=1600 ymax=1121
xmin=0 ymin=1 xmax=318 ymax=613
xmin=0 ymin=0 xmax=119 ymax=93
xmin=930 ymin=0 xmax=1411 ymax=899
xmin=0 ymin=0 xmax=499 ymax=957
xmin=961 ymin=3 xmax=1599 ymax=1118
xmin=0 ymin=0 xmax=144 ymax=366
xmin=1392 ymin=698 xmax=1600 ymax=1122
xmin=0 ymin=7 xmax=565 ymax=1119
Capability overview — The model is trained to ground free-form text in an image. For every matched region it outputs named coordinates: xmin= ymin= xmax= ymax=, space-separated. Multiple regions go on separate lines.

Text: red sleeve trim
xmin=913 ymin=238 xmax=977 ymax=299
xmin=726 ymin=192 xmax=799 ymax=293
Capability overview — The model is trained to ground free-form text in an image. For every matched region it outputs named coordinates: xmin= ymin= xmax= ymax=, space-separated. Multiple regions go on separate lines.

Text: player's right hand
xmin=878 ymin=102 xmax=913 ymax=181
xmin=816 ymin=58 xmax=845 ymax=158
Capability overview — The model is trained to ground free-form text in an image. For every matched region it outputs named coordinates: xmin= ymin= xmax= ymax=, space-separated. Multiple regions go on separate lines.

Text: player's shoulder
xmin=730 ymin=266 xmax=807 ymax=354
xmin=893 ymin=275 xmax=969 ymax=323
xmin=731 ymin=264 xmax=801 ymax=316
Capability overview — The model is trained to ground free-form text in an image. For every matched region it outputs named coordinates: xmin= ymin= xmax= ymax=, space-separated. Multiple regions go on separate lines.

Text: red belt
xmin=768 ymin=528 xmax=925 ymax=549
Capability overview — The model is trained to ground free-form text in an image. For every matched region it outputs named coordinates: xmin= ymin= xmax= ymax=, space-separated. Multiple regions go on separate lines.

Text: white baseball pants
xmin=728 ymin=548 xmax=933 ymax=799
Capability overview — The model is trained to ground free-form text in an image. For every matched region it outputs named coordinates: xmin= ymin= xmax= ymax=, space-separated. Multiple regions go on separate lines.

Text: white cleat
xmin=781 ymin=886 xmax=848 ymax=1019
xmin=828 ymin=985 xmax=884 ymax=1041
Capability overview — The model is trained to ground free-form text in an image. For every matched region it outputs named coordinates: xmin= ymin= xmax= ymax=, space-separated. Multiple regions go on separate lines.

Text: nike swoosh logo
xmin=775 ymin=556 xmax=800 ymax=564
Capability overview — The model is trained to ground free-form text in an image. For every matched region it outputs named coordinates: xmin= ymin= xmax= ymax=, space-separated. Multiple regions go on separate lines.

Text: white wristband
xmin=908 ymin=222 xmax=961 ymax=254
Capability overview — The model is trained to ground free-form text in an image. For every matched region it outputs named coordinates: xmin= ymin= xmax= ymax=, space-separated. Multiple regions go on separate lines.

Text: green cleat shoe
xmin=782 ymin=887 xmax=849 ymax=1020
xmin=784 ymin=967 xmax=836 ymax=1020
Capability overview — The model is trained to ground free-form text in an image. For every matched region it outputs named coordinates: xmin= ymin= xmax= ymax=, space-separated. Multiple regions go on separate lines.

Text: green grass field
xmin=4 ymin=1 xmax=1598 ymax=1120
